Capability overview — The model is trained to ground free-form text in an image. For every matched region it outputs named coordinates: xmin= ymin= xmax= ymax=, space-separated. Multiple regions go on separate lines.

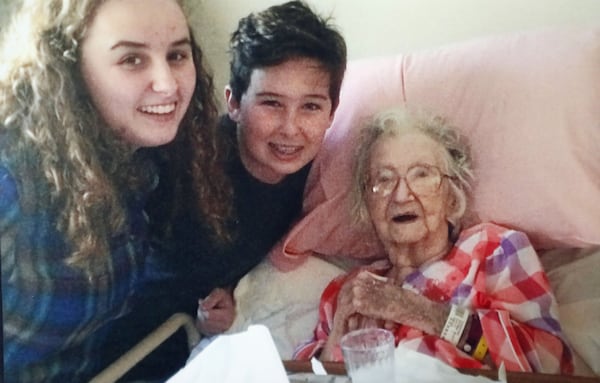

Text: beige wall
xmin=2 ymin=1 xmax=598 ymax=110
xmin=0 ymin=0 xmax=18 ymax=32
xmin=187 ymin=0 xmax=600 ymax=110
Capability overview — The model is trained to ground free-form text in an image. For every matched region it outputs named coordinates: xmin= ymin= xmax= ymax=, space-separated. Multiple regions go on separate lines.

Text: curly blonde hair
xmin=0 ymin=0 xmax=231 ymax=272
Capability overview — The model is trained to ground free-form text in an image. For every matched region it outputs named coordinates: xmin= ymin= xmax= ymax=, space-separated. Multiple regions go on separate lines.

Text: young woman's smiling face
xmin=80 ymin=0 xmax=196 ymax=148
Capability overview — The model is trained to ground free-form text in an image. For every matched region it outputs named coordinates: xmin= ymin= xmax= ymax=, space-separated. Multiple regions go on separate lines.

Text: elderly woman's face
xmin=366 ymin=132 xmax=452 ymax=250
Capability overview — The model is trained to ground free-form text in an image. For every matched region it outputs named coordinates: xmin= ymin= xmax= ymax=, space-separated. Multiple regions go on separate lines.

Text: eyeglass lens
xmin=370 ymin=165 xmax=443 ymax=197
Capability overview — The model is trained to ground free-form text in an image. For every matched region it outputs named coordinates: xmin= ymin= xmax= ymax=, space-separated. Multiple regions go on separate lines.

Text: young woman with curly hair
xmin=0 ymin=0 xmax=229 ymax=381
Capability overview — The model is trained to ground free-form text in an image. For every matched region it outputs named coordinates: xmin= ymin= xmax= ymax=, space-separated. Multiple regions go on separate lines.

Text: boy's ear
xmin=224 ymin=86 xmax=241 ymax=122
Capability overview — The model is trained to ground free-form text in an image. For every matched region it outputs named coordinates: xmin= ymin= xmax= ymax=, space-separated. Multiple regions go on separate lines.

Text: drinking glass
xmin=340 ymin=328 xmax=395 ymax=383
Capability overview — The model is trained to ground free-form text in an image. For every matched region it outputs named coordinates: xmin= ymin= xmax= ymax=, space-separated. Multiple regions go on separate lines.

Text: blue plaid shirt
xmin=1 ymin=162 xmax=150 ymax=382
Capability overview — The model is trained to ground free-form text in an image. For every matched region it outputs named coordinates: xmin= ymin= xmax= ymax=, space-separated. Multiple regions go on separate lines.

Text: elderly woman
xmin=293 ymin=109 xmax=573 ymax=374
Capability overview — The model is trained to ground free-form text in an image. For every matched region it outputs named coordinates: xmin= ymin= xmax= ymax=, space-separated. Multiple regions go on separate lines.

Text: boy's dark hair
xmin=228 ymin=0 xmax=347 ymax=110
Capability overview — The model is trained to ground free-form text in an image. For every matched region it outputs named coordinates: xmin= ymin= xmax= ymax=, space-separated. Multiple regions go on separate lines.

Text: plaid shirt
xmin=1 ymin=163 xmax=150 ymax=382
xmin=294 ymin=223 xmax=573 ymax=374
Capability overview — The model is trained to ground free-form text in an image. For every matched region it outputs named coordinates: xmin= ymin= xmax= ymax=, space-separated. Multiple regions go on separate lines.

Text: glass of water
xmin=340 ymin=328 xmax=395 ymax=383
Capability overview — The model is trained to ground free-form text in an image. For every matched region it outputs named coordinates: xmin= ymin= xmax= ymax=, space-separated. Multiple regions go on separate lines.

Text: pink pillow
xmin=271 ymin=27 xmax=600 ymax=270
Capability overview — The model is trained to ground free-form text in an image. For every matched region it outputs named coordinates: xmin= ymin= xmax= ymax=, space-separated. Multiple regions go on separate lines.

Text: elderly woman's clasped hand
xmin=333 ymin=271 xmax=395 ymax=331
xmin=355 ymin=271 xmax=447 ymax=330
xmin=323 ymin=269 xmax=449 ymax=360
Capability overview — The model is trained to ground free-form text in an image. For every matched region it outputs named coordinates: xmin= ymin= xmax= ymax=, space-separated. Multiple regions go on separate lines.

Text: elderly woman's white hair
xmin=350 ymin=108 xmax=474 ymax=241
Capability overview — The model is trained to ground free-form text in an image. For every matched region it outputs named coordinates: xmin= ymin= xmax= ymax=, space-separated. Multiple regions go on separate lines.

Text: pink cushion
xmin=271 ymin=27 xmax=600 ymax=270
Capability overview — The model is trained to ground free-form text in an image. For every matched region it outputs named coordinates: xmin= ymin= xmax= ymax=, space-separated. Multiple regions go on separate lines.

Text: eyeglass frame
xmin=366 ymin=163 xmax=456 ymax=198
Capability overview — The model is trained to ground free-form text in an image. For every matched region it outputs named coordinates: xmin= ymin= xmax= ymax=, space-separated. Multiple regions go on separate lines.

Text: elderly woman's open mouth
xmin=392 ymin=213 xmax=418 ymax=223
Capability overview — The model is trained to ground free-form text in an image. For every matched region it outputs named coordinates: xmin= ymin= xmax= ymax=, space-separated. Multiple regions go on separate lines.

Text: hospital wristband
xmin=440 ymin=304 xmax=470 ymax=346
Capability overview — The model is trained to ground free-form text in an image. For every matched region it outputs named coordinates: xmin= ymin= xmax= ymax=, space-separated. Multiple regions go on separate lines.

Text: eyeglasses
xmin=368 ymin=164 xmax=453 ymax=198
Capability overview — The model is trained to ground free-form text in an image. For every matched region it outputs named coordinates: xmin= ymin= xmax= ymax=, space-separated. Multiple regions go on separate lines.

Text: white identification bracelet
xmin=440 ymin=304 xmax=469 ymax=346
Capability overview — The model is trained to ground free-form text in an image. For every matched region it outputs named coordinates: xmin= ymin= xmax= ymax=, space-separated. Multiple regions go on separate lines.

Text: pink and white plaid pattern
xmin=293 ymin=223 xmax=573 ymax=374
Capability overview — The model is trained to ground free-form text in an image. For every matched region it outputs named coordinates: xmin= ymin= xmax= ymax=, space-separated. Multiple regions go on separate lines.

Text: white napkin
xmin=392 ymin=345 xmax=504 ymax=383
xmin=167 ymin=325 xmax=288 ymax=383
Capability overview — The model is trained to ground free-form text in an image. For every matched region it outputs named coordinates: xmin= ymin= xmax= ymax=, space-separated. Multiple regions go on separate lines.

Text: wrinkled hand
xmin=321 ymin=270 xmax=395 ymax=360
xmin=340 ymin=271 xmax=400 ymax=328
xmin=351 ymin=270 xmax=448 ymax=335
xmin=195 ymin=287 xmax=236 ymax=336
xmin=350 ymin=271 xmax=402 ymax=320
